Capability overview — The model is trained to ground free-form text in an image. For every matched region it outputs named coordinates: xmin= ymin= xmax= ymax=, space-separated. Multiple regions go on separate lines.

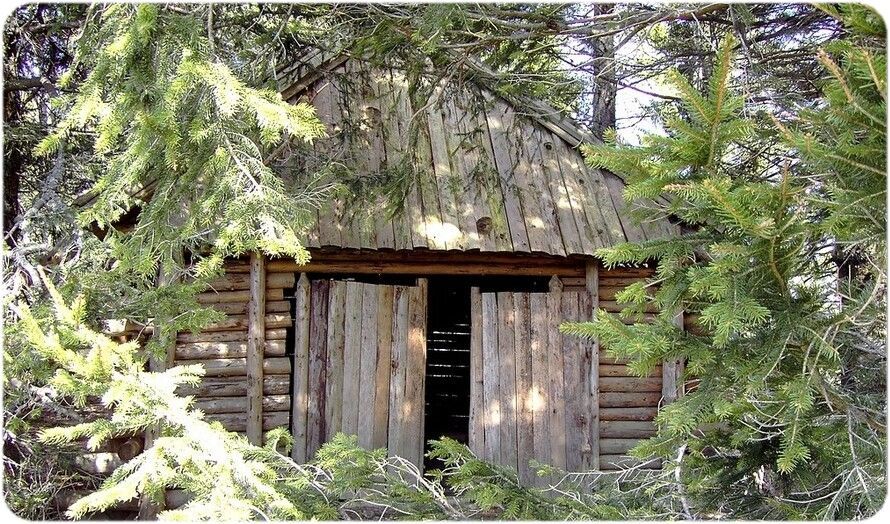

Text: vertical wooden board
xmin=662 ymin=311 xmax=685 ymax=405
xmin=468 ymin=287 xmax=484 ymax=455
xmin=246 ymin=253 xmax=266 ymax=445
xmin=402 ymin=279 xmax=428 ymax=465
xmin=441 ymin=95 xmax=484 ymax=251
xmin=528 ymin=292 xmax=551 ymax=483
xmin=388 ymin=286 xmax=409 ymax=457
xmin=357 ymin=284 xmax=380 ymax=448
xmin=364 ymin=65 xmax=396 ymax=250
xmin=540 ymin=131 xmax=585 ymax=255
xmin=602 ymin=170 xmax=646 ymax=243
xmin=552 ymin=138 xmax=611 ymax=249
xmin=406 ymin=90 xmax=446 ymax=250
xmin=426 ymin=86 xmax=466 ymax=250
xmin=561 ymin=292 xmax=583 ymax=472
xmin=546 ymin=278 xmax=567 ymax=472
xmin=291 ymin=274 xmax=311 ymax=462
xmin=306 ymin=280 xmax=330 ymax=458
xmin=513 ymin=293 xmax=534 ymax=484
xmin=340 ymin=282 xmax=363 ymax=436
xmin=514 ymin=123 xmax=562 ymax=255
xmin=577 ymin=290 xmax=595 ymax=471
xmin=325 ymin=281 xmax=347 ymax=440
xmin=373 ymin=286 xmax=395 ymax=449
xmin=468 ymin=93 xmax=513 ymax=252
xmin=379 ymin=69 xmax=411 ymax=251
xmin=587 ymin=263 xmax=601 ymax=470
xmin=496 ymin=292 xmax=518 ymax=470
xmin=314 ymin=78 xmax=344 ymax=248
xmin=483 ymin=94 xmax=531 ymax=252
xmin=480 ymin=292 xmax=501 ymax=463
xmin=390 ymin=70 xmax=430 ymax=249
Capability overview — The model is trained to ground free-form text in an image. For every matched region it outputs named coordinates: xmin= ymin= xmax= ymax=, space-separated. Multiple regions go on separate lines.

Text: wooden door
xmin=469 ymin=274 xmax=665 ymax=481
xmin=469 ymin=279 xmax=597 ymax=484
xmin=291 ymin=276 xmax=428 ymax=465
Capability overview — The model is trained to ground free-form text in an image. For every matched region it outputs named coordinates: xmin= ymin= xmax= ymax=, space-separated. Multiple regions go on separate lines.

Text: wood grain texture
xmin=291 ymin=273 xmax=311 ymax=462
xmin=306 ymin=280 xmax=330 ymax=458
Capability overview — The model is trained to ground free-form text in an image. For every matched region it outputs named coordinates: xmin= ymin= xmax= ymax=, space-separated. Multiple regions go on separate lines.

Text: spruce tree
xmin=563 ymin=6 xmax=885 ymax=519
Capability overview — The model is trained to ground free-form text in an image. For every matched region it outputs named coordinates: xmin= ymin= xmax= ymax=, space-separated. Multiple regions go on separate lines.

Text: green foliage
xmin=36 ymin=3 xmax=325 ymax=314
xmin=568 ymin=10 xmax=886 ymax=519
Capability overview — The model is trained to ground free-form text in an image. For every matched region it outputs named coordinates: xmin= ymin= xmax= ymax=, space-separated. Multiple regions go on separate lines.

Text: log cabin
xmin=89 ymin=50 xmax=687 ymax=482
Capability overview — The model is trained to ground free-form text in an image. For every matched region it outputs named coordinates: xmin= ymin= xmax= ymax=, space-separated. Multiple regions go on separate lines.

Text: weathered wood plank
xmin=306 ymin=280 xmax=330 ymax=457
xmin=373 ymin=285 xmax=394 ymax=449
xmin=496 ymin=292 xmax=517 ymax=470
xmin=600 ymin=392 xmax=661 ymax=408
xmin=600 ymin=377 xmax=663 ymax=392
xmin=402 ymin=279 xmax=428 ymax=465
xmin=195 ymin=394 xmax=290 ymax=415
xmin=176 ymin=328 xmax=286 ymax=344
xmin=546 ymin=277 xmax=567 ymax=472
xmin=357 ymin=284 xmax=379 ymax=448
xmin=468 ymin=287 xmax=484 ymax=456
xmin=528 ymin=292 xmax=550 ymax=483
xmin=181 ymin=356 xmax=290 ymax=377
xmin=196 ymin=313 xmax=291 ymax=333
xmin=341 ymin=282 xmax=363 ymax=436
xmin=600 ymin=421 xmax=657 ymax=439
xmin=291 ymin=273 xmax=311 ymax=462
xmin=175 ymin=339 xmax=286 ymax=360
xmin=178 ymin=375 xmax=290 ymax=398
xmin=206 ymin=272 xmax=295 ymax=291
xmin=388 ymin=285 xmax=409 ymax=458
xmin=599 ymin=407 xmax=659 ymax=421
xmin=325 ymin=281 xmax=347 ymax=440
xmin=197 ymin=288 xmax=284 ymax=305
xmin=586 ymin=262 xmax=600 ymax=471
xmin=513 ymin=292 xmax=534 ymax=484
xmin=481 ymin=292 xmax=500 ymax=463
xmin=484 ymin=94 xmax=531 ymax=252
xmin=561 ymin=291 xmax=582 ymax=472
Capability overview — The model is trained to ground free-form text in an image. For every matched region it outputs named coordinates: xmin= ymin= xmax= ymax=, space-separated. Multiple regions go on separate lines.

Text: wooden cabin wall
xmin=173 ymin=260 xmax=295 ymax=438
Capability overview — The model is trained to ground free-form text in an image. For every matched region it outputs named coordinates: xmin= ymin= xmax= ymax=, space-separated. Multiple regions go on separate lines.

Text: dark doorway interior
xmin=423 ymin=279 xmax=472 ymax=470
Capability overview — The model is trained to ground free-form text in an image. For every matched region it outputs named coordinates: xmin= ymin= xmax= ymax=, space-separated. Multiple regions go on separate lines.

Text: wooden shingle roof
xmin=277 ymin=53 xmax=678 ymax=257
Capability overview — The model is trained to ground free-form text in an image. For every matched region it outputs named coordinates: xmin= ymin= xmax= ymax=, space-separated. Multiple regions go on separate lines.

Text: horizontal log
xmin=599 ymin=277 xmax=653 ymax=287
xmin=195 ymin=394 xmax=290 ymax=414
xmin=178 ymin=375 xmax=290 ymax=397
xmin=599 ymin=454 xmax=661 ymax=471
xmin=600 ymin=377 xmax=662 ymax=393
xmin=197 ymin=288 xmax=284 ymax=304
xmin=598 ymin=267 xmax=655 ymax=278
xmin=177 ymin=328 xmax=286 ymax=344
xmin=212 ymin=300 xmax=290 ymax=315
xmin=599 ymin=407 xmax=658 ymax=421
xmin=600 ymin=421 xmax=657 ymax=438
xmin=175 ymin=356 xmax=291 ymax=377
xmin=208 ymin=410 xmax=289 ymax=432
xmin=268 ymin=250 xmax=587 ymax=277
xmin=205 ymin=272 xmax=295 ymax=291
xmin=599 ymin=301 xmax=660 ymax=314
xmin=600 ymin=392 xmax=662 ymax=408
xmin=175 ymin=339 xmax=286 ymax=360
xmin=600 ymin=438 xmax=643 ymax=455
xmin=199 ymin=313 xmax=291 ymax=333
xmin=599 ymin=365 xmax=661 ymax=378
